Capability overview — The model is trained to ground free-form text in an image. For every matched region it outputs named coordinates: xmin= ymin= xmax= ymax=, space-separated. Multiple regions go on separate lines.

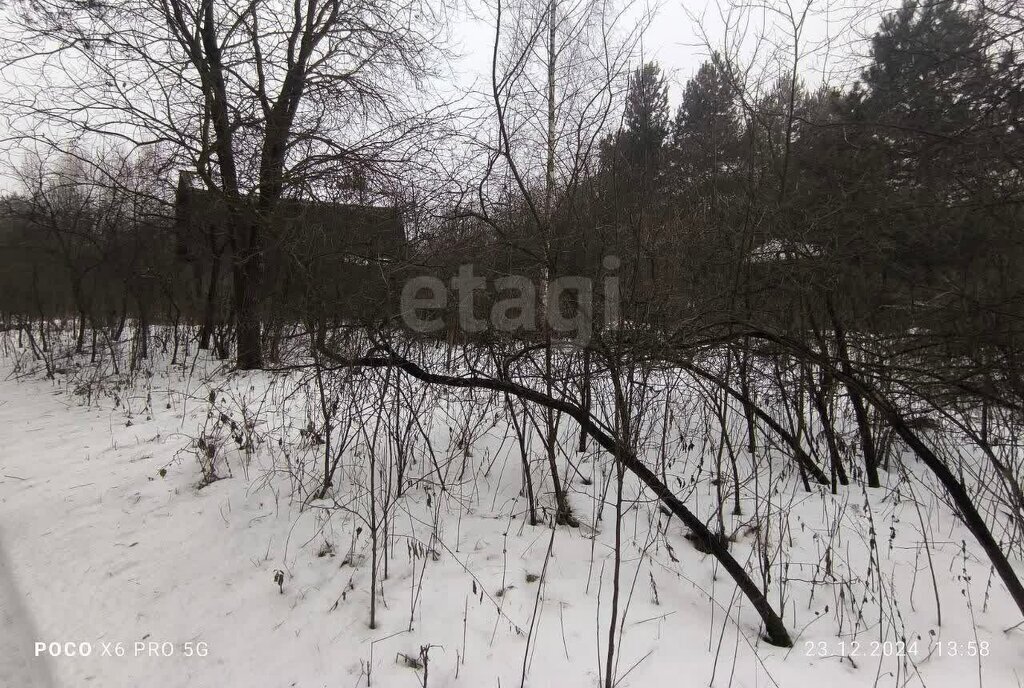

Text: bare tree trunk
xmin=76 ymin=307 xmax=87 ymax=354
xmin=113 ymin=296 xmax=127 ymax=343
xmin=737 ymin=339 xmax=758 ymax=456
xmin=507 ymin=394 xmax=538 ymax=525
xmin=579 ymin=348 xmax=591 ymax=452
xmin=199 ymin=247 xmax=224 ymax=350
xmin=544 ymin=343 xmax=575 ymax=526
xmin=233 ymin=237 xmax=263 ymax=370
xmin=828 ymin=300 xmax=879 ymax=487
xmin=806 ymin=363 xmax=848 ymax=492
xmin=89 ymin=318 xmax=98 ymax=363
xmin=541 ymin=0 xmax=574 ymax=527
xmin=313 ymin=338 xmax=334 ymax=500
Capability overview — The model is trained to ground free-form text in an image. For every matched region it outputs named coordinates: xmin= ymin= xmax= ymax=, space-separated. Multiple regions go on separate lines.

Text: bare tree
xmin=2 ymin=0 xmax=450 ymax=368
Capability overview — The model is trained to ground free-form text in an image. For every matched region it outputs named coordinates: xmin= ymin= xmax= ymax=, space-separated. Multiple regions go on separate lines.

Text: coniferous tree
xmin=669 ymin=56 xmax=740 ymax=190
xmin=595 ymin=61 xmax=671 ymax=320
xmin=623 ymin=62 xmax=670 ymax=175
xmin=602 ymin=61 xmax=670 ymax=180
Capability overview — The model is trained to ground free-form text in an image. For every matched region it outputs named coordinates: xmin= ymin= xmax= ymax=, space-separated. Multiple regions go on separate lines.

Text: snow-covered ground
xmin=1 ymin=349 xmax=1022 ymax=687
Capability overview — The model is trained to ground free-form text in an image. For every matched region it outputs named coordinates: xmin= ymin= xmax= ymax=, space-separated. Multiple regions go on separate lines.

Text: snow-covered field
xmin=1 ymin=345 xmax=1022 ymax=688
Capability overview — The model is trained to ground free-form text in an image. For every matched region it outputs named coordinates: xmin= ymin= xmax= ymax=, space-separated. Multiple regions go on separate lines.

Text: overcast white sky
xmin=446 ymin=0 xmax=897 ymax=106
xmin=0 ymin=0 xmax=898 ymax=193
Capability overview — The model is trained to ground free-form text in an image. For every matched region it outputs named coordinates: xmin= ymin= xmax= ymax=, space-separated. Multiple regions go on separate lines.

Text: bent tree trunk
xmin=744 ymin=327 xmax=1024 ymax=624
xmin=878 ymin=403 xmax=1024 ymax=621
xmin=806 ymin=364 xmax=849 ymax=491
xmin=827 ymin=301 xmax=880 ymax=487
xmin=317 ymin=348 xmax=794 ymax=647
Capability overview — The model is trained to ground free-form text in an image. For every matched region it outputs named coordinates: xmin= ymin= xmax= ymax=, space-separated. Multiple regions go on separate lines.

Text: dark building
xmin=174 ymin=171 xmax=406 ymax=323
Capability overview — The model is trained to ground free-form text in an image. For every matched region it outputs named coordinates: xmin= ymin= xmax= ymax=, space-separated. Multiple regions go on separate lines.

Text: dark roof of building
xmin=175 ymin=172 xmax=405 ymax=260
